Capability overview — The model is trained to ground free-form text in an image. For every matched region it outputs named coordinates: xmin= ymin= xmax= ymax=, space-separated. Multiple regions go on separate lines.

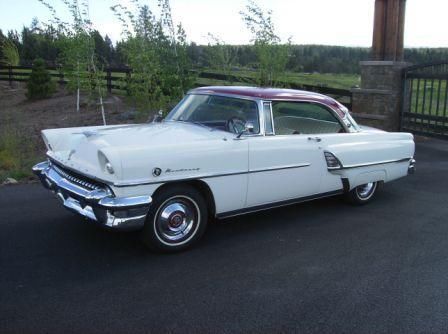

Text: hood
xmin=81 ymin=121 xmax=227 ymax=147
xmin=43 ymin=121 xmax=230 ymax=182
xmin=359 ymin=125 xmax=385 ymax=133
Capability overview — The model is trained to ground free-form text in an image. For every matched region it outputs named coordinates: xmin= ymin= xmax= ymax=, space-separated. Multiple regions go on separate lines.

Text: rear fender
xmin=350 ymin=170 xmax=386 ymax=189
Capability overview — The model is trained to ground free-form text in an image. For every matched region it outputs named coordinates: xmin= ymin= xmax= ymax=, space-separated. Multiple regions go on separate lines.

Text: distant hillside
xmin=1 ymin=27 xmax=447 ymax=74
xmin=188 ymin=44 xmax=448 ymax=74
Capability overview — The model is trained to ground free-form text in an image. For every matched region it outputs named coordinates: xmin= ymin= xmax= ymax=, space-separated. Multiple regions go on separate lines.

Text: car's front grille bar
xmin=52 ymin=163 xmax=101 ymax=191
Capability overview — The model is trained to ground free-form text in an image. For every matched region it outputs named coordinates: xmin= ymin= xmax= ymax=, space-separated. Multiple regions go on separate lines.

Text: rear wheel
xmin=141 ymin=185 xmax=208 ymax=252
xmin=345 ymin=181 xmax=379 ymax=205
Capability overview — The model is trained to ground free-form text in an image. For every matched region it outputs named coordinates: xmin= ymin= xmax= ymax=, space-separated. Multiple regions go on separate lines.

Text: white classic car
xmin=33 ymin=86 xmax=415 ymax=252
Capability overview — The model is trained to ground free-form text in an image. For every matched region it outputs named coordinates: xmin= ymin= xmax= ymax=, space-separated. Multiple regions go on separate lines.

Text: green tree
xmin=26 ymin=58 xmax=55 ymax=99
xmin=111 ymin=0 xmax=195 ymax=116
xmin=38 ymin=0 xmax=107 ymax=123
xmin=240 ymin=0 xmax=290 ymax=86
xmin=205 ymin=34 xmax=237 ymax=82
xmin=0 ymin=38 xmax=20 ymax=66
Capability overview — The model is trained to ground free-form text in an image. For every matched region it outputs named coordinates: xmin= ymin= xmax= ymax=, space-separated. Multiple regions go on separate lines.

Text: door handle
xmin=308 ymin=136 xmax=322 ymax=142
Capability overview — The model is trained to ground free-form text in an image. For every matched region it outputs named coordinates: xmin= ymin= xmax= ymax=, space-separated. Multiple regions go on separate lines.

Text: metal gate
xmin=401 ymin=62 xmax=448 ymax=139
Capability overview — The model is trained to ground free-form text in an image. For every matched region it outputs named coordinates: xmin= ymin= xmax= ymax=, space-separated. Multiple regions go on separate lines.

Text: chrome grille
xmin=52 ymin=163 xmax=102 ymax=191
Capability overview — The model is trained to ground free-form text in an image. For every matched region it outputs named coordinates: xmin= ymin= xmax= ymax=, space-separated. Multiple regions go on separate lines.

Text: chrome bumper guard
xmin=408 ymin=158 xmax=416 ymax=175
xmin=32 ymin=161 xmax=151 ymax=231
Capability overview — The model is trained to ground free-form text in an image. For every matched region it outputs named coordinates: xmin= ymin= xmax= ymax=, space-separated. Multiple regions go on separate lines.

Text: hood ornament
xmin=82 ymin=130 xmax=98 ymax=137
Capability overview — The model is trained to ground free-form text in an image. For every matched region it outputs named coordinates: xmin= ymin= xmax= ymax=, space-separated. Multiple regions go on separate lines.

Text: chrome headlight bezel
xmin=98 ymin=151 xmax=115 ymax=175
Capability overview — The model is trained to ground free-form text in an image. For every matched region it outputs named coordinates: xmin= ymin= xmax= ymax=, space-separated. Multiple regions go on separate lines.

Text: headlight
xmin=98 ymin=151 xmax=115 ymax=174
xmin=105 ymin=162 xmax=115 ymax=174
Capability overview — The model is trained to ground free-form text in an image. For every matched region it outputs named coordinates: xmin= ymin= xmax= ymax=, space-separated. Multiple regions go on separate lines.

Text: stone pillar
xmin=351 ymin=61 xmax=409 ymax=131
xmin=351 ymin=0 xmax=409 ymax=131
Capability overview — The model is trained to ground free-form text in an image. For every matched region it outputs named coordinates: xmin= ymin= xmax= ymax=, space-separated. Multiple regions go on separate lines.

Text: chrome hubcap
xmin=155 ymin=197 xmax=198 ymax=242
xmin=356 ymin=182 xmax=375 ymax=198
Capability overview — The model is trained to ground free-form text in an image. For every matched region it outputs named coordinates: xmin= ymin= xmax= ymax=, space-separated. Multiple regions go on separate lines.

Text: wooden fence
xmin=0 ymin=65 xmax=352 ymax=109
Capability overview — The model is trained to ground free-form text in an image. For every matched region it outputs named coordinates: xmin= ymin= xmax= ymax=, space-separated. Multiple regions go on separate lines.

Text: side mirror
xmin=236 ymin=121 xmax=255 ymax=139
xmin=152 ymin=110 xmax=164 ymax=123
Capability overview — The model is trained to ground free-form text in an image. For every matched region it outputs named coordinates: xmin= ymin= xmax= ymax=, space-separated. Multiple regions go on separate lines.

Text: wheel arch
xmin=342 ymin=169 xmax=387 ymax=190
xmin=151 ymin=179 xmax=216 ymax=218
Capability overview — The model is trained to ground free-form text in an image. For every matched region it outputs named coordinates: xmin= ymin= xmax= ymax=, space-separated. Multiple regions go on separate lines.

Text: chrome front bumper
xmin=32 ymin=161 xmax=152 ymax=231
xmin=408 ymin=158 xmax=416 ymax=174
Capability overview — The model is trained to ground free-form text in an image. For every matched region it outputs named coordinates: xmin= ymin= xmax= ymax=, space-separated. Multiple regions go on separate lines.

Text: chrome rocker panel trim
xmin=217 ymin=189 xmax=343 ymax=219
xmin=32 ymin=161 xmax=152 ymax=231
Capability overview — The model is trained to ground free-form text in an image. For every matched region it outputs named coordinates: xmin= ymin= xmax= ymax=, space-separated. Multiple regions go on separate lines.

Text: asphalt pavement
xmin=1 ymin=138 xmax=448 ymax=333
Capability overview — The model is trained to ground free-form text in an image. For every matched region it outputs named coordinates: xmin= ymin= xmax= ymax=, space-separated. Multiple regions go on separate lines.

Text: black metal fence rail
xmin=401 ymin=62 xmax=448 ymax=139
xmin=0 ymin=65 xmax=131 ymax=92
xmin=0 ymin=65 xmax=352 ymax=109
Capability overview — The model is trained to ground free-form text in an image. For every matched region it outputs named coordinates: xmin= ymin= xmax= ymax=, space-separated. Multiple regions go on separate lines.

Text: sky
xmin=0 ymin=0 xmax=447 ymax=47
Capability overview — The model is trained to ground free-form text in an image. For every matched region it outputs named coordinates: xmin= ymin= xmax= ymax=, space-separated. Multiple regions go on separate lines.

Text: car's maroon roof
xmin=189 ymin=86 xmax=342 ymax=109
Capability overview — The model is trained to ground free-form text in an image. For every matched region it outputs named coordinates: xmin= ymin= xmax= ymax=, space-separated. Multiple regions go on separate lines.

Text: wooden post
xmin=58 ymin=67 xmax=64 ymax=86
xmin=396 ymin=0 xmax=406 ymax=60
xmin=371 ymin=0 xmax=406 ymax=61
xmin=372 ymin=0 xmax=386 ymax=60
xmin=126 ymin=69 xmax=131 ymax=96
xmin=106 ymin=68 xmax=112 ymax=93
xmin=8 ymin=65 xmax=13 ymax=87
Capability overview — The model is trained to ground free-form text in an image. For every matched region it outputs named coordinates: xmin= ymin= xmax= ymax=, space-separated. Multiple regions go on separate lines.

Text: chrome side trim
xmin=112 ymin=163 xmax=311 ymax=187
xmin=326 ymin=156 xmax=413 ymax=171
xmin=250 ymin=163 xmax=311 ymax=174
xmin=339 ymin=157 xmax=412 ymax=170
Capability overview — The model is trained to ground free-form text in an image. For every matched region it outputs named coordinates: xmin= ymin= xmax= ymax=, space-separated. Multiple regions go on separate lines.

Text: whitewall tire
xmin=141 ymin=185 xmax=208 ymax=252
xmin=345 ymin=181 xmax=379 ymax=205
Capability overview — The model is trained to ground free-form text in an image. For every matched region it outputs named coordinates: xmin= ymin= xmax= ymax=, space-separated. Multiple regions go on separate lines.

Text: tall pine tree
xmin=26 ymin=58 xmax=55 ymax=100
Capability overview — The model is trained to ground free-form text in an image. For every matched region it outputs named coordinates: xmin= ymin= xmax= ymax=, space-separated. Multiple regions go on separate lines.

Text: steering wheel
xmin=226 ymin=116 xmax=247 ymax=134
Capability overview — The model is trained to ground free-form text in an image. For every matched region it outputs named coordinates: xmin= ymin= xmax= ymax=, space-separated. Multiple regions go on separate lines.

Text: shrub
xmin=26 ymin=58 xmax=55 ymax=100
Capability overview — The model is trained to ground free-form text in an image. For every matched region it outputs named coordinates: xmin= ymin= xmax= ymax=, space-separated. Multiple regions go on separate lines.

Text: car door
xmin=246 ymin=135 xmax=324 ymax=207
xmin=245 ymin=101 xmax=326 ymax=207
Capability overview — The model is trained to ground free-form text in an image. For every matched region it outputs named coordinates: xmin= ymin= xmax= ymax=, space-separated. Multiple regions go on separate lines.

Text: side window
xmin=271 ymin=102 xmax=343 ymax=135
xmin=263 ymin=102 xmax=274 ymax=135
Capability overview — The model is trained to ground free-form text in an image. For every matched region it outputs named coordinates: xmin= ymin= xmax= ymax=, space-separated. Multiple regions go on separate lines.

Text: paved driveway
xmin=1 ymin=139 xmax=448 ymax=333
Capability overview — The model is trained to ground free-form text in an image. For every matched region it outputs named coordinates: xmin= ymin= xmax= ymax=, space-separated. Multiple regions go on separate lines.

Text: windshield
xmin=165 ymin=94 xmax=260 ymax=134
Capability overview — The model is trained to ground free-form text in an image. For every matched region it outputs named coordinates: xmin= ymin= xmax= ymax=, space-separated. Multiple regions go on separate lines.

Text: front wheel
xmin=345 ymin=181 xmax=379 ymax=205
xmin=141 ymin=185 xmax=208 ymax=252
